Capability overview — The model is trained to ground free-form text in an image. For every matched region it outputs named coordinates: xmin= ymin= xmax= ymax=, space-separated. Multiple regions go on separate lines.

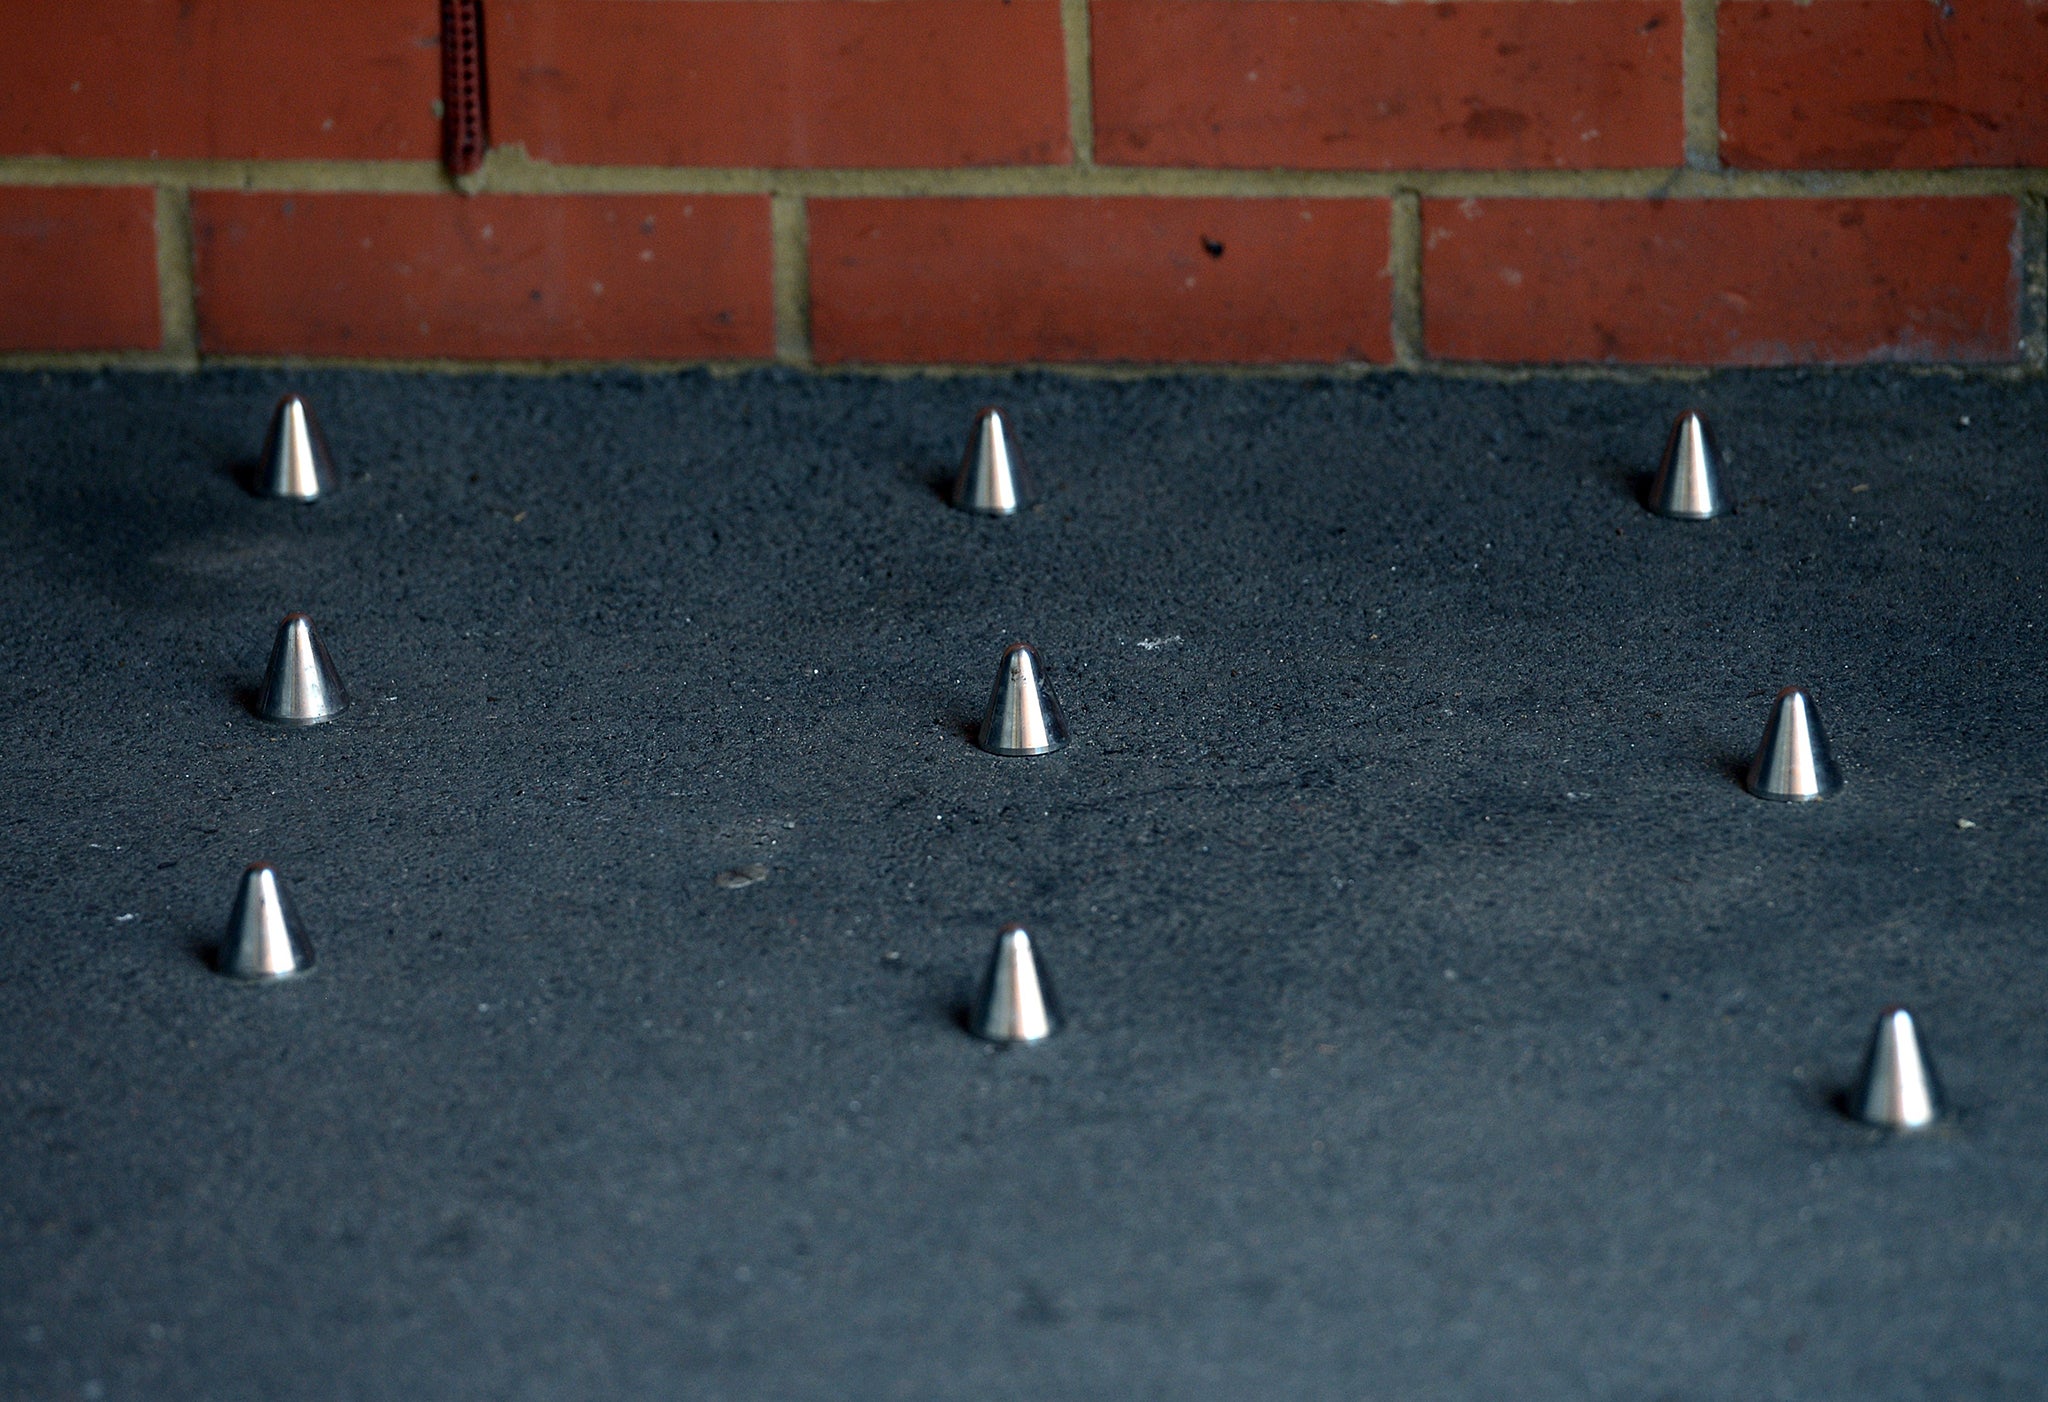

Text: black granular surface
xmin=3 ymin=367 xmax=2046 ymax=1400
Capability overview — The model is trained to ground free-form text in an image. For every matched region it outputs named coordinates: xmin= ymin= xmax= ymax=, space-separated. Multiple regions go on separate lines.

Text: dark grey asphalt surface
xmin=2 ymin=366 xmax=2046 ymax=1401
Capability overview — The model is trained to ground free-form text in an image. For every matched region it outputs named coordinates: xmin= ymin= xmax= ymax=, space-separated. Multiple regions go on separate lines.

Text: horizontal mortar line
xmin=0 ymin=157 xmax=452 ymax=192
xmin=1 ymin=350 xmax=2035 ymax=386
xmin=0 ymin=350 xmax=209 ymax=373
xmin=481 ymin=162 xmax=2048 ymax=200
xmin=1 ymin=155 xmax=2044 ymax=200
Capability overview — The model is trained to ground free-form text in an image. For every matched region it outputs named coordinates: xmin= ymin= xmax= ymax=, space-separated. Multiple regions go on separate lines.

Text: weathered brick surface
xmin=0 ymin=2 xmax=2035 ymax=367
xmin=1721 ymin=0 xmax=2048 ymax=169
xmin=1093 ymin=0 xmax=1684 ymax=170
xmin=0 ymin=186 xmax=160 ymax=353
xmin=1421 ymin=197 xmax=2020 ymax=365
xmin=0 ymin=0 xmax=440 ymax=161
xmin=810 ymin=197 xmax=1391 ymax=365
xmin=492 ymin=0 xmax=1070 ymax=168
xmin=192 ymin=193 xmax=774 ymax=361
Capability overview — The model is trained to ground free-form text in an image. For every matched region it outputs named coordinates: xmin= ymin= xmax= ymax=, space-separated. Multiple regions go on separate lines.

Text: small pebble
xmin=715 ymin=864 xmax=770 ymax=889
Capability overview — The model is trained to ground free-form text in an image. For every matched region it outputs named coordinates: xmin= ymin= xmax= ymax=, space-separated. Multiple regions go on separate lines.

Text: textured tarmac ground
xmin=2 ymin=366 xmax=2046 ymax=1401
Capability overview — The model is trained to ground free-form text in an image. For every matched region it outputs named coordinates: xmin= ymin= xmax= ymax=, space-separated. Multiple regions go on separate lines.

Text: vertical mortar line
xmin=154 ymin=184 xmax=199 ymax=366
xmin=1389 ymin=191 xmax=1423 ymax=368
xmin=1061 ymin=0 xmax=1095 ymax=166
xmin=1681 ymin=0 xmax=1720 ymax=170
xmin=772 ymin=191 xmax=812 ymax=367
xmin=2021 ymin=190 xmax=2047 ymax=371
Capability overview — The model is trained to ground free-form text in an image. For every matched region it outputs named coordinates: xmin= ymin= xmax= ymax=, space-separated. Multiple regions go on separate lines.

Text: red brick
xmin=492 ymin=0 xmax=1070 ymax=169
xmin=810 ymin=198 xmax=1390 ymax=365
xmin=1093 ymin=0 xmax=1683 ymax=170
xmin=1721 ymin=0 xmax=2048 ymax=169
xmin=1421 ymin=198 xmax=2019 ymax=365
xmin=0 ymin=1 xmax=439 ymax=161
xmin=191 ymin=193 xmax=773 ymax=361
xmin=0 ymin=187 xmax=160 ymax=353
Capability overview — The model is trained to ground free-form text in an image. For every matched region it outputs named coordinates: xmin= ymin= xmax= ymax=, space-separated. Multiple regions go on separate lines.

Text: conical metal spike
xmin=977 ymin=643 xmax=1067 ymax=756
xmin=970 ymin=925 xmax=1061 ymax=1044
xmin=1645 ymin=411 xmax=1725 ymax=519
xmin=1852 ymin=1006 xmax=1943 ymax=1130
xmin=258 ymin=394 xmax=336 ymax=501
xmin=256 ymin=613 xmax=349 ymax=725
xmin=219 ymin=863 xmax=315 ymax=980
xmin=1745 ymin=686 xmax=1841 ymax=801
xmin=951 ymin=407 xmax=1027 ymax=516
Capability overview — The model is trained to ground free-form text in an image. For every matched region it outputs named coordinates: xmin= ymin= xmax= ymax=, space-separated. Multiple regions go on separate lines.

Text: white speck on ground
xmin=716 ymin=864 xmax=770 ymax=889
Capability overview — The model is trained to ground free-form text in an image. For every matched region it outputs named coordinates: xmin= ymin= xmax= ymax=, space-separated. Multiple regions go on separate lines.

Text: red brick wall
xmin=0 ymin=0 xmax=2042 ymax=369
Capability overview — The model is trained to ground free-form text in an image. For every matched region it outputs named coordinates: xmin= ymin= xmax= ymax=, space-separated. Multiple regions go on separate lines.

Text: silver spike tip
xmin=951 ymin=407 xmax=1027 ymax=516
xmin=1853 ymin=1006 xmax=1943 ymax=1130
xmin=257 ymin=613 xmax=349 ymax=725
xmin=258 ymin=393 xmax=336 ymax=501
xmin=1646 ymin=410 xmax=1725 ymax=520
xmin=970 ymin=926 xmax=1061 ymax=1044
xmin=1745 ymin=686 xmax=1841 ymax=801
xmin=219 ymin=864 xmax=315 ymax=981
xmin=977 ymin=642 xmax=1068 ymax=756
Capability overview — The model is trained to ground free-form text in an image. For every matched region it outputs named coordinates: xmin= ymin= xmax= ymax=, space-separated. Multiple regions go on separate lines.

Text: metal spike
xmin=256 ymin=613 xmax=349 ymax=725
xmin=951 ymin=407 xmax=1027 ymax=516
xmin=218 ymin=863 xmax=316 ymax=980
xmin=970 ymin=925 xmax=1061 ymax=1044
xmin=258 ymin=394 xmax=336 ymax=501
xmin=1852 ymin=1006 xmax=1943 ymax=1130
xmin=977 ymin=643 xmax=1067 ymax=756
xmin=1744 ymin=686 xmax=1841 ymax=801
xmin=1645 ymin=411 xmax=1725 ymax=520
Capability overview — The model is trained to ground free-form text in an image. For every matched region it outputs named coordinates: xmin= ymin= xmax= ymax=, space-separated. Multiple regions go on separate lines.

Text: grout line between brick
xmin=7 ymin=351 xmax=2041 ymax=385
xmin=153 ymin=185 xmax=199 ymax=366
xmin=4 ymin=154 xmax=2046 ymax=201
xmin=1061 ymin=0 xmax=1095 ymax=167
xmin=0 ymin=351 xmax=1701 ymax=382
xmin=416 ymin=159 xmax=2048 ymax=201
xmin=1682 ymin=0 xmax=1719 ymax=171
xmin=0 ymin=158 xmax=452 ymax=193
xmin=1389 ymin=192 xmax=1422 ymax=368
xmin=2021 ymin=193 xmax=2048 ymax=370
xmin=771 ymin=193 xmax=812 ymax=367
